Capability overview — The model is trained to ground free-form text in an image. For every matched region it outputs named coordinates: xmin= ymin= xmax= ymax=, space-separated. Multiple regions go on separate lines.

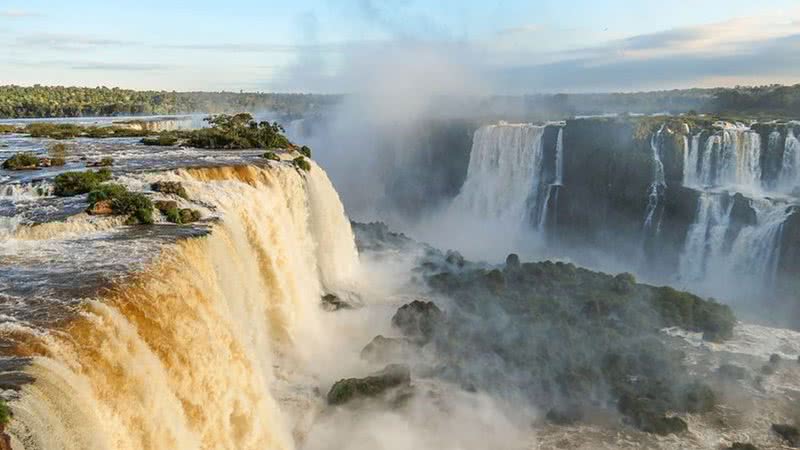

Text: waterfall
xmin=4 ymin=163 xmax=360 ymax=450
xmin=450 ymin=123 xmax=546 ymax=228
xmin=643 ymin=125 xmax=666 ymax=233
xmin=726 ymin=199 xmax=790 ymax=288
xmin=683 ymin=133 xmax=699 ymax=187
xmin=538 ymin=127 xmax=564 ymax=230
xmin=689 ymin=128 xmax=762 ymax=190
xmin=779 ymin=128 xmax=800 ymax=193
xmin=678 ymin=193 xmax=733 ymax=281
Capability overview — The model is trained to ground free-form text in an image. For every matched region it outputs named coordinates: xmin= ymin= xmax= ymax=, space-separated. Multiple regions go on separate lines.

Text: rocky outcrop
xmin=327 ymin=364 xmax=411 ymax=405
xmin=391 ymin=300 xmax=444 ymax=343
xmin=772 ymin=424 xmax=800 ymax=447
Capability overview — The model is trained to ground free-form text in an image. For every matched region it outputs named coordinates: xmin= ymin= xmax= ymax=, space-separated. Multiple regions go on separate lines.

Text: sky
xmin=1 ymin=0 xmax=799 ymax=93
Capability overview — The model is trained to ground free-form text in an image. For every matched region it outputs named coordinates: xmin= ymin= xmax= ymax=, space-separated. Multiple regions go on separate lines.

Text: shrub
xmin=87 ymin=183 xmax=128 ymax=206
xmin=263 ymin=151 xmax=281 ymax=161
xmin=142 ymin=133 xmax=180 ymax=146
xmin=299 ymin=145 xmax=312 ymax=158
xmin=25 ymin=123 xmax=82 ymax=139
xmin=2 ymin=152 xmax=40 ymax=170
xmin=53 ymin=169 xmax=112 ymax=196
xmin=112 ymin=192 xmax=154 ymax=225
xmin=292 ymin=156 xmax=311 ymax=172
xmin=0 ymin=398 xmax=9 ymax=425
xmin=99 ymin=157 xmax=114 ymax=167
xmin=185 ymin=113 xmax=292 ymax=150
xmin=151 ymin=181 xmax=188 ymax=199
xmin=0 ymin=124 xmax=18 ymax=134
xmin=50 ymin=157 xmax=66 ymax=166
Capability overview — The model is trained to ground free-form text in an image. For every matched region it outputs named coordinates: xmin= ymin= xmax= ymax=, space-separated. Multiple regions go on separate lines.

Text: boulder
xmin=327 ymin=364 xmax=411 ymax=405
xmin=391 ymin=301 xmax=444 ymax=342
xmin=772 ymin=424 xmax=800 ymax=447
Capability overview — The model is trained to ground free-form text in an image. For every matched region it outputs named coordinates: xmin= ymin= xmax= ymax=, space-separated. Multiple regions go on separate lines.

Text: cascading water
xmin=643 ymin=125 xmax=666 ymax=234
xmin=2 ymin=163 xmax=361 ymax=450
xmin=779 ymin=128 xmax=800 ymax=193
xmin=678 ymin=193 xmax=733 ymax=282
xmin=450 ymin=123 xmax=546 ymax=227
xmin=538 ymin=127 xmax=563 ymax=230
xmin=686 ymin=126 xmax=762 ymax=191
xmin=725 ymin=199 xmax=790 ymax=289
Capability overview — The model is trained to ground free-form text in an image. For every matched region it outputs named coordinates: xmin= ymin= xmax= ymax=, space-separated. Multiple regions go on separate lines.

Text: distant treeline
xmin=1 ymin=83 xmax=798 ymax=120
xmin=0 ymin=85 xmax=340 ymax=119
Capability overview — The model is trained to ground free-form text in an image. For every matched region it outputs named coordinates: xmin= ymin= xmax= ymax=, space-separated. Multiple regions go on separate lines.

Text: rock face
xmin=772 ymin=424 xmax=800 ymax=447
xmin=391 ymin=301 xmax=444 ymax=343
xmin=327 ymin=364 xmax=411 ymax=405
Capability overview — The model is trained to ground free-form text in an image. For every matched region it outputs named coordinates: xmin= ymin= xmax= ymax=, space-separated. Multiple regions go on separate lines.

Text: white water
xmin=685 ymin=127 xmax=762 ymax=191
xmin=678 ymin=192 xmax=733 ymax=282
xmin=643 ymin=125 xmax=666 ymax=233
xmin=538 ymin=127 xmax=564 ymax=230
xmin=450 ymin=123 xmax=546 ymax=226
xmin=678 ymin=193 xmax=791 ymax=299
xmin=5 ymin=163 xmax=362 ymax=450
xmin=779 ymin=128 xmax=800 ymax=193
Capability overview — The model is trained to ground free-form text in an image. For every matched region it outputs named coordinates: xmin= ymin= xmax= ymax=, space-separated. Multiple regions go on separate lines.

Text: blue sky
xmin=1 ymin=0 xmax=799 ymax=92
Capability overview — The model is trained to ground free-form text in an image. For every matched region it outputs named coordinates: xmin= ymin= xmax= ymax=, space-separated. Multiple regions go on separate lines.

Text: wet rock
xmin=618 ymin=394 xmax=688 ymax=435
xmin=360 ymin=335 xmax=414 ymax=363
xmin=87 ymin=200 xmax=113 ymax=215
xmin=321 ymin=294 xmax=353 ymax=311
xmin=769 ymin=353 xmax=781 ymax=364
xmin=327 ymin=364 xmax=411 ymax=405
xmin=772 ymin=424 xmax=800 ymax=447
xmin=391 ymin=300 xmax=444 ymax=342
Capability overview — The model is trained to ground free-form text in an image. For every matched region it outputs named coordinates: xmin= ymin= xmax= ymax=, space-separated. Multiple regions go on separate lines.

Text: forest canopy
xmin=0 ymin=85 xmax=339 ymax=119
xmin=0 ymin=84 xmax=798 ymax=120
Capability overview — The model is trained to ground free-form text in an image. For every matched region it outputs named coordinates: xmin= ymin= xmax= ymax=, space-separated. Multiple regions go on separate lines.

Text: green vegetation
xmin=299 ymin=145 xmax=311 ymax=158
xmin=0 ymin=398 xmax=10 ymax=426
xmin=53 ymin=169 xmax=112 ymax=196
xmin=23 ymin=122 xmax=149 ymax=139
xmin=2 ymin=152 xmax=40 ymax=170
xmin=141 ymin=133 xmax=179 ymax=146
xmin=417 ymin=257 xmax=733 ymax=434
xmin=0 ymin=124 xmax=17 ymax=134
xmin=187 ymin=113 xmax=291 ymax=150
xmin=292 ymin=156 xmax=311 ymax=172
xmin=151 ymin=181 xmax=188 ymax=199
xmin=153 ymin=199 xmax=201 ymax=224
xmin=262 ymin=151 xmax=281 ymax=161
xmin=327 ymin=364 xmax=410 ymax=405
xmin=86 ymin=183 xmax=154 ymax=225
xmin=0 ymin=85 xmax=338 ymax=119
xmin=98 ymin=157 xmax=114 ymax=167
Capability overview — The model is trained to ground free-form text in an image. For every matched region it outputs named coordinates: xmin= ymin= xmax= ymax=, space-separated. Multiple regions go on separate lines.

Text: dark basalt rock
xmin=391 ymin=301 xmax=444 ymax=342
xmin=772 ymin=424 xmax=800 ymax=447
xmin=327 ymin=364 xmax=411 ymax=405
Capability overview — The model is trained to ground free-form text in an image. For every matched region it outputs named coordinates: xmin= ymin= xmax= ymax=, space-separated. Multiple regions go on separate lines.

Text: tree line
xmin=0 ymin=85 xmax=339 ymax=119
